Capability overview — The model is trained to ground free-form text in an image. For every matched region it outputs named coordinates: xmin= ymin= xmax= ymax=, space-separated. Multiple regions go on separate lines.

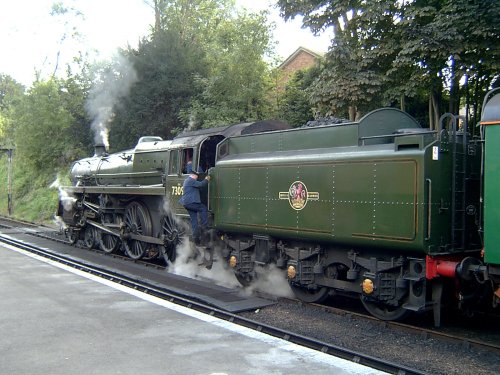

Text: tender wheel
xmin=66 ymin=228 xmax=79 ymax=244
xmin=98 ymin=215 xmax=121 ymax=254
xmin=83 ymin=226 xmax=97 ymax=249
xmin=289 ymin=262 xmax=344 ymax=303
xmin=235 ymin=272 xmax=255 ymax=287
xmin=159 ymin=215 xmax=185 ymax=263
xmin=122 ymin=201 xmax=153 ymax=260
xmin=290 ymin=284 xmax=329 ymax=303
xmin=360 ymin=297 xmax=410 ymax=321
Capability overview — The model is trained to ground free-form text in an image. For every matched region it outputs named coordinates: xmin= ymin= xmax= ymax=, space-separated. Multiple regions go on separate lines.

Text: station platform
xmin=0 ymin=227 xmax=276 ymax=313
xmin=0 ymin=244 xmax=387 ymax=375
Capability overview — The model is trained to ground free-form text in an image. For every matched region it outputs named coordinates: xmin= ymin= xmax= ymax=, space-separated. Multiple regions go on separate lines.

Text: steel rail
xmin=0 ymin=233 xmax=428 ymax=375
xmin=0 ymin=217 xmax=166 ymax=270
xmin=309 ymin=302 xmax=500 ymax=354
xmin=2 ymin=216 xmax=499 ymax=356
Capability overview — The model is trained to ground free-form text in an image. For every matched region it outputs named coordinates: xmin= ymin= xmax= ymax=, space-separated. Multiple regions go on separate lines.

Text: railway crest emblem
xmin=279 ymin=181 xmax=319 ymax=211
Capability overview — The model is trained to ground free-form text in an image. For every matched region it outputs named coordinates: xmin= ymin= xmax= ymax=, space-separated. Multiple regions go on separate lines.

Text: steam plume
xmin=86 ymin=53 xmax=137 ymax=149
xmin=50 ymin=176 xmax=76 ymax=212
xmin=50 ymin=176 xmax=76 ymax=231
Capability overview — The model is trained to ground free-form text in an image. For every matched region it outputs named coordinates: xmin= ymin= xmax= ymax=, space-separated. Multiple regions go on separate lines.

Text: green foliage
xmin=63 ymin=63 xmax=94 ymax=156
xmin=109 ymin=30 xmax=207 ymax=150
xmin=278 ymin=68 xmax=320 ymax=127
xmin=0 ymin=155 xmax=7 ymax=214
xmin=0 ymin=74 xmax=25 ymax=110
xmin=109 ymin=1 xmax=277 ymax=149
xmin=277 ymin=0 xmax=500 ymax=121
xmin=12 ymin=79 xmax=83 ymax=178
xmin=0 ymin=74 xmax=25 ymax=145
xmin=0 ymin=154 xmax=61 ymax=223
xmin=157 ymin=0 xmax=234 ymax=41
xmin=0 ymin=71 xmax=89 ymax=223
xmin=182 ymin=10 xmax=276 ymax=128
xmin=279 ymin=0 xmax=404 ymax=117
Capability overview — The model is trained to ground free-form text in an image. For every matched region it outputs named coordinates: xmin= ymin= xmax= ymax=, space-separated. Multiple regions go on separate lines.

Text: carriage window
xmin=168 ymin=150 xmax=180 ymax=176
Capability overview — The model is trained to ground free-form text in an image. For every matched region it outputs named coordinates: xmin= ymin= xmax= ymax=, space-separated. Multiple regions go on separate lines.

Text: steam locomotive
xmin=58 ymin=90 xmax=500 ymax=326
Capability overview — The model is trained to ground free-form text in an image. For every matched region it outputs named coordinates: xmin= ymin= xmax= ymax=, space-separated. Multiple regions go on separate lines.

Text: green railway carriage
xmin=481 ymin=91 xmax=500 ymax=283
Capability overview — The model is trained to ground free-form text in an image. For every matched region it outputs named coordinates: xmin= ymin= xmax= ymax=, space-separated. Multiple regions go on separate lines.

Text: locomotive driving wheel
xmin=122 ymin=201 xmax=153 ymax=260
xmin=66 ymin=228 xmax=79 ymax=244
xmin=159 ymin=214 xmax=185 ymax=263
xmin=360 ymin=297 xmax=410 ymax=321
xmin=83 ymin=226 xmax=98 ymax=249
xmin=98 ymin=214 xmax=121 ymax=254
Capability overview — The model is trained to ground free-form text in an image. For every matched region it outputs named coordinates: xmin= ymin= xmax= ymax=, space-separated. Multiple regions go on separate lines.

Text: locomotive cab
xmin=166 ymin=121 xmax=291 ymax=220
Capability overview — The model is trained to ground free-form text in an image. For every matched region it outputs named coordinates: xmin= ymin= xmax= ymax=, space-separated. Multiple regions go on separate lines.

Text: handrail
xmin=425 ymin=178 xmax=432 ymax=240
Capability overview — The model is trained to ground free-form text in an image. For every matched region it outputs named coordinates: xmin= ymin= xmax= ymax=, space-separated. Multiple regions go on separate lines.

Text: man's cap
xmin=189 ymin=170 xmax=200 ymax=176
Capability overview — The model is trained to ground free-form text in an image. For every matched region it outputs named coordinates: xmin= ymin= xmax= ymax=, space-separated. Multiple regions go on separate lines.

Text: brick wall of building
xmin=278 ymin=48 xmax=320 ymax=91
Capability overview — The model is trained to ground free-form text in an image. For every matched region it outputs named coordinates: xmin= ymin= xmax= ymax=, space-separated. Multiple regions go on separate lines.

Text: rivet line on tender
xmin=372 ymin=163 xmax=377 ymax=236
xmin=332 ymin=166 xmax=335 ymax=237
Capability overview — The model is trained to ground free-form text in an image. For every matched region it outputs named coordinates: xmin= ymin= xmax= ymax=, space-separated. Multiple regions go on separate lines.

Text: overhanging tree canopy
xmin=277 ymin=0 xmax=500 ymax=125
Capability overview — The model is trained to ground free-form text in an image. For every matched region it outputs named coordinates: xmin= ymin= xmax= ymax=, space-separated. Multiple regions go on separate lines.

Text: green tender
xmin=211 ymin=108 xmax=455 ymax=254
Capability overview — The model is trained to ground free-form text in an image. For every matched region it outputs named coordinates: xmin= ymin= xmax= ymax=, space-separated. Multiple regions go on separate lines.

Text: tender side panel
xmin=214 ymin=157 xmax=422 ymax=251
xmin=336 ymin=160 xmax=418 ymax=242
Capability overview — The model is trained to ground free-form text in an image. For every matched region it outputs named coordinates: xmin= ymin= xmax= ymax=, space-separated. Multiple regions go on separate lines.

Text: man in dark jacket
xmin=179 ymin=170 xmax=210 ymax=244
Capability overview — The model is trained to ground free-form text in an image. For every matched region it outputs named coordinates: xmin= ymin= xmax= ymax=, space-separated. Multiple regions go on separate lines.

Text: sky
xmin=0 ymin=0 xmax=332 ymax=86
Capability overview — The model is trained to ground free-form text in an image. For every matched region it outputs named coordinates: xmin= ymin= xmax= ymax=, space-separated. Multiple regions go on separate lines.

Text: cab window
xmin=182 ymin=148 xmax=195 ymax=174
xmin=168 ymin=150 xmax=180 ymax=176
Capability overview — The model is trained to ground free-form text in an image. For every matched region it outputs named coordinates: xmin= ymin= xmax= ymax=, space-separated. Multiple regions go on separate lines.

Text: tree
xmin=109 ymin=30 xmax=207 ymax=150
xmin=0 ymin=74 xmax=25 ymax=145
xmin=277 ymin=0 xmax=500 ymax=125
xmin=12 ymin=79 xmax=83 ymax=179
xmin=155 ymin=0 xmax=234 ymax=42
xmin=108 ymin=0 xmax=276 ymax=149
xmin=183 ymin=10 xmax=276 ymax=128
xmin=63 ymin=56 xmax=96 ymax=156
xmin=278 ymin=67 xmax=320 ymax=127
xmin=391 ymin=0 xmax=500 ymax=128
xmin=278 ymin=0 xmax=403 ymax=120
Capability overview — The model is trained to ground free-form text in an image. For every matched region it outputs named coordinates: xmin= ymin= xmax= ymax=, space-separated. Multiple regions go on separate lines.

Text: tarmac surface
xmin=0 ymin=243 xmax=387 ymax=375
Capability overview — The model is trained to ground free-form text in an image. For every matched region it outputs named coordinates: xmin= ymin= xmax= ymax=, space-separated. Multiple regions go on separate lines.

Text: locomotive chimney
xmin=94 ymin=143 xmax=108 ymax=157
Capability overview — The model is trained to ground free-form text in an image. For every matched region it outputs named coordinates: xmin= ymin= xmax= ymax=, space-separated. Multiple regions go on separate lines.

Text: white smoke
xmin=53 ymin=215 xmax=67 ymax=232
xmin=50 ymin=176 xmax=76 ymax=212
xmin=186 ymin=113 xmax=197 ymax=132
xmin=243 ymin=264 xmax=294 ymax=298
xmin=168 ymin=238 xmax=292 ymax=296
xmin=50 ymin=176 xmax=76 ymax=232
xmin=160 ymin=200 xmax=291 ymax=296
xmin=170 ymin=243 xmax=240 ymax=288
xmin=86 ymin=53 xmax=138 ymax=149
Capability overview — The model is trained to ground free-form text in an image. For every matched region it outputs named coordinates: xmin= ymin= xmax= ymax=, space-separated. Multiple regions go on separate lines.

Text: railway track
xmin=308 ymin=302 xmax=500 ymax=354
xmin=0 ymin=227 xmax=427 ymax=375
xmin=1 ymin=216 xmax=499 ymax=374
xmin=0 ymin=216 xmax=166 ymax=270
